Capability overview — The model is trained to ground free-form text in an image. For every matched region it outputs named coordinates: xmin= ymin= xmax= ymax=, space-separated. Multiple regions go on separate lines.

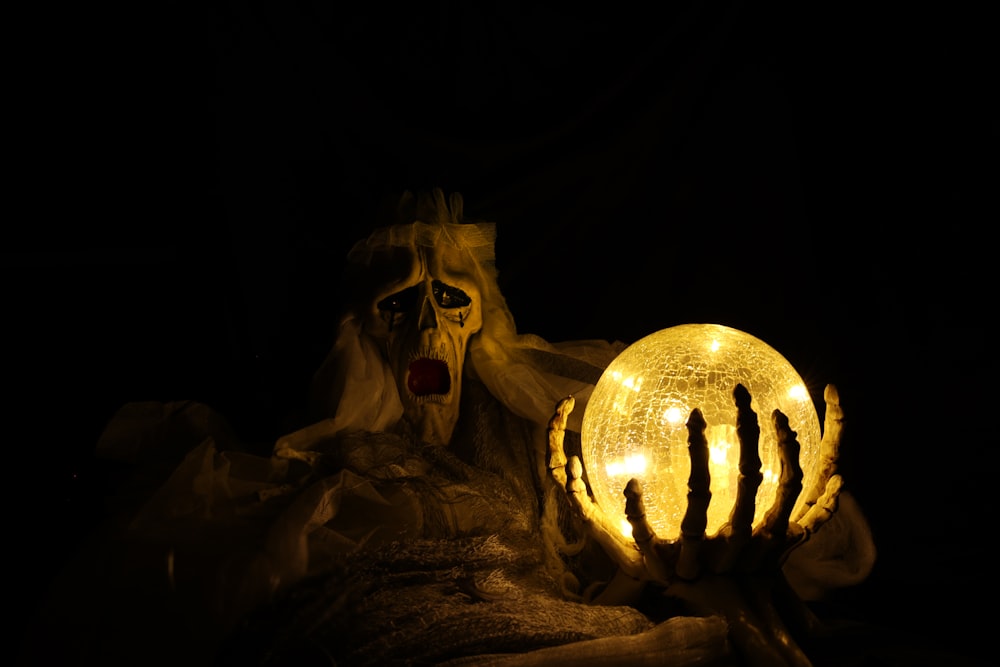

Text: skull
xmin=363 ymin=240 xmax=484 ymax=446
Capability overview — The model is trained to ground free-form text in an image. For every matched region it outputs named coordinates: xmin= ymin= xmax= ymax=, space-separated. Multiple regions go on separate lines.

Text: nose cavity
xmin=418 ymin=295 xmax=438 ymax=330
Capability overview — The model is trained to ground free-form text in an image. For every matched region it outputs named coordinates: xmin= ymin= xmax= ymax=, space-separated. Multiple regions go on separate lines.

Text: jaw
xmin=401 ymin=355 xmax=461 ymax=446
xmin=407 ymin=357 xmax=451 ymax=397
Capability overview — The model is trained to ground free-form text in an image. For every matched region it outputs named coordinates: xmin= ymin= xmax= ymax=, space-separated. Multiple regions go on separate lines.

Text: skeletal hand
xmin=547 ymin=383 xmax=846 ymax=667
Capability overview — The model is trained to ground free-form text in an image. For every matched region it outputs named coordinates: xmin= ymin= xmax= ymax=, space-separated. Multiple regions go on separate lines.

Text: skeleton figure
xmin=38 ymin=189 xmax=873 ymax=667
xmin=246 ymin=189 xmax=874 ymax=666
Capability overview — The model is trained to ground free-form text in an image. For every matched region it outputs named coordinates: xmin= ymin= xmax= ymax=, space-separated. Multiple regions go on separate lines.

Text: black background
xmin=8 ymin=2 xmax=997 ymax=664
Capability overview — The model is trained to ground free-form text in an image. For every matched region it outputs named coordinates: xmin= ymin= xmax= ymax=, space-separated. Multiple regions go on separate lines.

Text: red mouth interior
xmin=407 ymin=358 xmax=451 ymax=396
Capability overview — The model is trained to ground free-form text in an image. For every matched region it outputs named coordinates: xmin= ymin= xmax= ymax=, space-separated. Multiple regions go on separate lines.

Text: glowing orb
xmin=580 ymin=323 xmax=821 ymax=538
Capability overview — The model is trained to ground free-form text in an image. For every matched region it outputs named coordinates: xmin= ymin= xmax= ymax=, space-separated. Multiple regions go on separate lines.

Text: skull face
xmin=366 ymin=243 xmax=483 ymax=446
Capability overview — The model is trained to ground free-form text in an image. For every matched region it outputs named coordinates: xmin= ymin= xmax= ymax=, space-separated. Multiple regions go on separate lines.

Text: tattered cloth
xmin=218 ymin=531 xmax=667 ymax=666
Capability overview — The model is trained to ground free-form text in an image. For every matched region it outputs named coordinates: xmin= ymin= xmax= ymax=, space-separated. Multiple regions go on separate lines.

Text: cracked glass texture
xmin=581 ymin=324 xmax=821 ymax=538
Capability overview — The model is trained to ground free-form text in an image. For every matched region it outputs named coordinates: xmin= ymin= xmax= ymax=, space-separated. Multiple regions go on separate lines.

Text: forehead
xmin=423 ymin=243 xmax=479 ymax=282
xmin=367 ymin=244 xmax=481 ymax=297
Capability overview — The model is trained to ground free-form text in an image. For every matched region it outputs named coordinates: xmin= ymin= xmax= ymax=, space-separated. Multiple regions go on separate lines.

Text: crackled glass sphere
xmin=581 ymin=323 xmax=821 ymax=538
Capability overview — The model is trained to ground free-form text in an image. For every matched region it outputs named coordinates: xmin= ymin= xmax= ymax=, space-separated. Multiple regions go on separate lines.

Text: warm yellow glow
xmin=663 ymin=406 xmax=684 ymax=424
xmin=708 ymin=428 xmax=733 ymax=466
xmin=581 ymin=323 xmax=821 ymax=538
xmin=605 ymin=453 xmax=648 ymax=477
xmin=788 ymin=383 xmax=809 ymax=401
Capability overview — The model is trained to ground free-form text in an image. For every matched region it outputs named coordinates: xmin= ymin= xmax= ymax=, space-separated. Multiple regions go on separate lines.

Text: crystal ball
xmin=580 ymin=323 xmax=822 ymax=538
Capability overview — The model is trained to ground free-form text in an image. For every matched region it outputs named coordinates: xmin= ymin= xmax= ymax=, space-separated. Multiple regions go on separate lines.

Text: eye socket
xmin=377 ymin=281 xmax=472 ymax=315
xmin=432 ymin=280 xmax=471 ymax=309
xmin=377 ymin=285 xmax=419 ymax=313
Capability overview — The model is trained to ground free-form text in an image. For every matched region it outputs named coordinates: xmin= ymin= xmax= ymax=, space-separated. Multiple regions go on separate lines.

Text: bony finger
xmin=566 ymin=456 xmax=594 ymax=520
xmin=728 ymin=385 xmax=762 ymax=538
xmin=713 ymin=390 xmax=759 ymax=573
xmin=550 ymin=394 xmax=575 ymax=429
xmin=797 ymin=474 xmax=843 ymax=535
xmin=822 ymin=383 xmax=844 ymax=450
xmin=547 ymin=396 xmax=575 ymax=487
xmin=760 ymin=409 xmax=803 ymax=540
xmin=624 ymin=478 xmax=654 ymax=543
xmin=817 ymin=384 xmax=844 ymax=478
xmin=625 ymin=478 xmax=672 ymax=583
xmin=793 ymin=384 xmax=842 ymax=524
xmin=677 ymin=408 xmax=710 ymax=580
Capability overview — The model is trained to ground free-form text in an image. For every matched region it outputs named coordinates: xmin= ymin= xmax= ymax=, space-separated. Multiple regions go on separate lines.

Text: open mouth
xmin=407 ymin=358 xmax=451 ymax=396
